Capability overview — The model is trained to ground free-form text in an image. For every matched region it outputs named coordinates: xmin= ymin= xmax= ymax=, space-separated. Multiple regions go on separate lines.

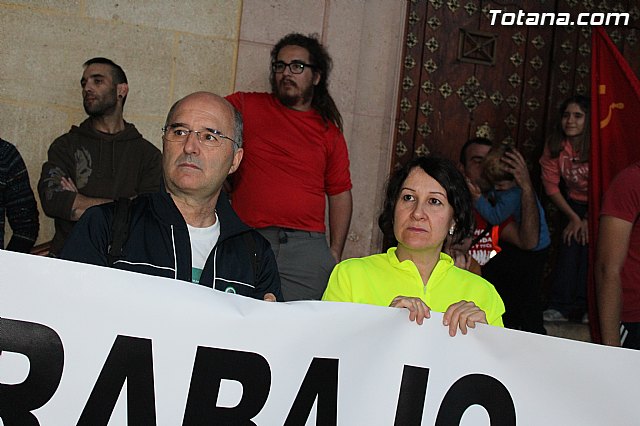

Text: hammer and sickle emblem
xmin=599 ymin=84 xmax=625 ymax=129
xmin=600 ymin=102 xmax=624 ymax=129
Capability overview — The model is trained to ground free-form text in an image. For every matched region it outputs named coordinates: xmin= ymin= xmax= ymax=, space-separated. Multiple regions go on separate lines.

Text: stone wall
xmin=0 ymin=0 xmax=405 ymax=259
xmin=0 ymin=0 xmax=242 ymax=246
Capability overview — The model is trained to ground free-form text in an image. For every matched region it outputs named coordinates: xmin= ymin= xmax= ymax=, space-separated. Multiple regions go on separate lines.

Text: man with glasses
xmin=226 ymin=33 xmax=353 ymax=301
xmin=38 ymin=57 xmax=162 ymax=256
xmin=60 ymin=92 xmax=282 ymax=301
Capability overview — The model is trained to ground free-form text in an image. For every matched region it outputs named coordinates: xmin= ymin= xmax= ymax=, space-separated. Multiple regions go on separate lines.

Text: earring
xmin=448 ymin=226 xmax=455 ymax=235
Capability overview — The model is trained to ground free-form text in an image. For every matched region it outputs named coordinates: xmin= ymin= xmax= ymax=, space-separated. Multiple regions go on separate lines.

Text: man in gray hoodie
xmin=38 ymin=57 xmax=161 ymax=256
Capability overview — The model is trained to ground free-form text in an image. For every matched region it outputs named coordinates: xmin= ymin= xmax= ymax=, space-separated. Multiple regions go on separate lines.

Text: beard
xmin=83 ymin=87 xmax=118 ymax=117
xmin=274 ymin=77 xmax=314 ymax=108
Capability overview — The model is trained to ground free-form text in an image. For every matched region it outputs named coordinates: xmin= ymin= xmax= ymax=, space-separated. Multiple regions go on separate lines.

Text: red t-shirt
xmin=226 ymin=92 xmax=352 ymax=232
xmin=539 ymin=141 xmax=589 ymax=203
xmin=601 ymin=162 xmax=640 ymax=322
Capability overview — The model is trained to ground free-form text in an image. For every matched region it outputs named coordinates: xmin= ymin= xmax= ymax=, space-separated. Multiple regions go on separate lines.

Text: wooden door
xmin=389 ymin=0 xmax=640 ymax=282
xmin=392 ymin=0 xmax=639 ymax=178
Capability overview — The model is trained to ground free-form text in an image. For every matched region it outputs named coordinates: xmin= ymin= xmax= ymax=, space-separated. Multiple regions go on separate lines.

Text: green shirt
xmin=322 ymin=248 xmax=505 ymax=326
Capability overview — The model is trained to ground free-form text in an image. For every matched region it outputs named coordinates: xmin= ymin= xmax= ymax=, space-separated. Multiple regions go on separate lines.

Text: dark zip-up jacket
xmin=60 ymin=190 xmax=283 ymax=301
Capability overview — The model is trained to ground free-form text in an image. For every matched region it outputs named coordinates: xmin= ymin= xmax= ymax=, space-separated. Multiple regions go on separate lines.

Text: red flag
xmin=589 ymin=26 xmax=640 ymax=341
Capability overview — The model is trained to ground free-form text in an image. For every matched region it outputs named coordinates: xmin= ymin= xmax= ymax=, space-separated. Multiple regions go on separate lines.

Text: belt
xmin=261 ymin=227 xmax=324 ymax=243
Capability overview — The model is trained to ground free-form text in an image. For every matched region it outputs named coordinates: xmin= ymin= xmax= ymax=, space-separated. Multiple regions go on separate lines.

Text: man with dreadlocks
xmin=226 ymin=33 xmax=352 ymax=301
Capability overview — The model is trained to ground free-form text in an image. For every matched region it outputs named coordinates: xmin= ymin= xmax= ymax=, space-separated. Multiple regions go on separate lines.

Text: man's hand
xmin=465 ymin=177 xmax=482 ymax=201
xmin=450 ymin=249 xmax=472 ymax=270
xmin=443 ymin=236 xmax=474 ymax=270
xmin=445 ymin=243 xmax=472 ymax=270
xmin=60 ymin=176 xmax=78 ymax=192
xmin=443 ymin=300 xmax=488 ymax=336
xmin=329 ymin=247 xmax=340 ymax=263
xmin=501 ymin=149 xmax=531 ymax=190
xmin=390 ymin=296 xmax=431 ymax=325
xmin=263 ymin=293 xmax=277 ymax=302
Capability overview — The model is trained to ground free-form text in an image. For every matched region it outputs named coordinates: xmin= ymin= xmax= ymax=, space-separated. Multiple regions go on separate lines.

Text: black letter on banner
xmin=284 ymin=357 xmax=338 ymax=426
xmin=183 ymin=347 xmax=271 ymax=425
xmin=77 ymin=335 xmax=156 ymax=426
xmin=394 ymin=365 xmax=430 ymax=425
xmin=0 ymin=317 xmax=64 ymax=426
xmin=435 ymin=373 xmax=515 ymax=426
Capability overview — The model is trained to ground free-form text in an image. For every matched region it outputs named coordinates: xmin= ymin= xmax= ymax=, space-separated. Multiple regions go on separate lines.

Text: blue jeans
xmin=548 ymin=199 xmax=588 ymax=317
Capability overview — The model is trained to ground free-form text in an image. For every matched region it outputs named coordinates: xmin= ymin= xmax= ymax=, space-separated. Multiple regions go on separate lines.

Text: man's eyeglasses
xmin=271 ymin=61 xmax=315 ymax=74
xmin=162 ymin=125 xmax=238 ymax=149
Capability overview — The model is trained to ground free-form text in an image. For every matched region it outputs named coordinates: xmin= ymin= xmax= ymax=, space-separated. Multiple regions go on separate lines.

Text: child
xmin=539 ymin=95 xmax=590 ymax=323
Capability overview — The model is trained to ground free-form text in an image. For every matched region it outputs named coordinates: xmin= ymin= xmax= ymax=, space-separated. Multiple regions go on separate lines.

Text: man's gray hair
xmin=231 ymin=104 xmax=243 ymax=151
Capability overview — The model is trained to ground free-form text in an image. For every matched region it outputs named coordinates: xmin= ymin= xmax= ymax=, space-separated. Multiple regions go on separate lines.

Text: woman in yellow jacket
xmin=323 ymin=156 xmax=504 ymax=336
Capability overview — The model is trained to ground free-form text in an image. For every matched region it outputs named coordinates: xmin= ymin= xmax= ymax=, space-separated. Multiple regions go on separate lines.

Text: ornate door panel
xmin=392 ymin=0 xmax=640 ymax=176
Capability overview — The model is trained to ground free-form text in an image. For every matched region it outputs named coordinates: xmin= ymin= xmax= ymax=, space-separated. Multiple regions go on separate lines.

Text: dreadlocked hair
xmin=270 ymin=33 xmax=343 ymax=132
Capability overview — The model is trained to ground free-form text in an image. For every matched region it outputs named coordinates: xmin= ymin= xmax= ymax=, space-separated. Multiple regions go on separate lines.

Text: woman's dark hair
xmin=270 ymin=33 xmax=343 ymax=131
xmin=546 ymin=95 xmax=590 ymax=162
xmin=378 ymin=156 xmax=475 ymax=246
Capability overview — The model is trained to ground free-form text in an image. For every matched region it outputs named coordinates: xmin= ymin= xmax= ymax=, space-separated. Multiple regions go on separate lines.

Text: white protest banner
xmin=1 ymin=250 xmax=639 ymax=425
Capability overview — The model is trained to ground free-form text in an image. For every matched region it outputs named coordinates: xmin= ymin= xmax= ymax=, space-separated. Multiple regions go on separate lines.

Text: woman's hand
xmin=390 ymin=296 xmax=431 ymax=325
xmin=563 ymin=216 xmax=588 ymax=245
xmin=578 ymin=218 xmax=589 ymax=245
xmin=443 ymin=301 xmax=488 ymax=336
